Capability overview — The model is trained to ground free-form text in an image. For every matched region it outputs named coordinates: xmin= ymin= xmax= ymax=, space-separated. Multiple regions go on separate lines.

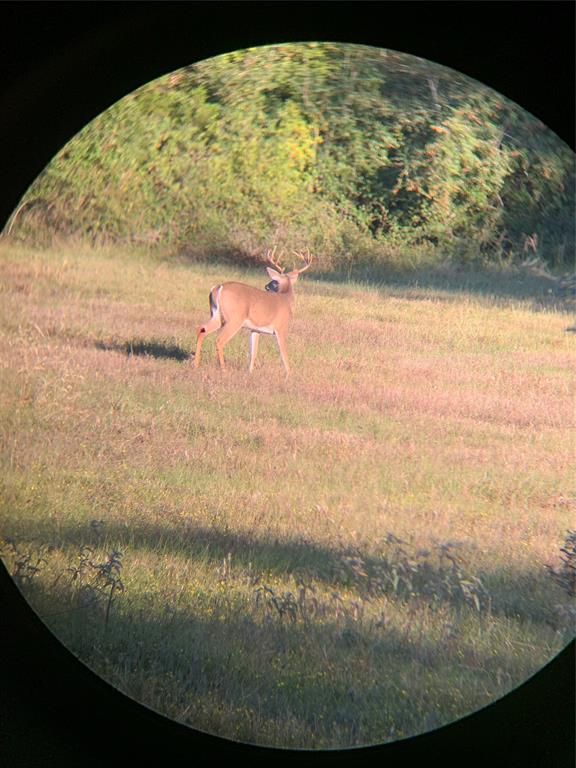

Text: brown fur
xmin=194 ymin=266 xmax=306 ymax=377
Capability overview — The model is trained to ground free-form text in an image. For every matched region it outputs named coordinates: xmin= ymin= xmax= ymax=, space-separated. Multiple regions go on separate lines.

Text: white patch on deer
xmin=242 ymin=319 xmax=275 ymax=334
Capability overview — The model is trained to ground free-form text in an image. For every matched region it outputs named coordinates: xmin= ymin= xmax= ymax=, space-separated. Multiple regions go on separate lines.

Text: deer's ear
xmin=287 ymin=271 xmax=300 ymax=283
xmin=266 ymin=267 xmax=282 ymax=279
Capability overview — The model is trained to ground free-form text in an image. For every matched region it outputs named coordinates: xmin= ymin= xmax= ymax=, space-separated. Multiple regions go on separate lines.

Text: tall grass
xmin=0 ymin=242 xmax=573 ymax=749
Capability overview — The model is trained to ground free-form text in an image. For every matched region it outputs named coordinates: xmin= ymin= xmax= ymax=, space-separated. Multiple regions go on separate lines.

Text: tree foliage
xmin=11 ymin=43 xmax=574 ymax=268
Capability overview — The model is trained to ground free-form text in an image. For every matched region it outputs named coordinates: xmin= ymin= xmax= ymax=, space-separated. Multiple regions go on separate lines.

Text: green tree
xmin=11 ymin=43 xmax=573 ymax=268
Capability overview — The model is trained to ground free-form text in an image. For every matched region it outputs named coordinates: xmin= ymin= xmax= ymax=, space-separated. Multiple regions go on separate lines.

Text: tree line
xmin=10 ymin=43 xmax=574 ymax=269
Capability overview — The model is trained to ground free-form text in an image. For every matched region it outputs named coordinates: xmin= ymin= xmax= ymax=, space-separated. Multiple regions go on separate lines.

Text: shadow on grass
xmin=6 ymin=555 xmax=572 ymax=755
xmin=4 ymin=513 xmax=566 ymax=627
xmin=175 ymin=251 xmax=572 ymax=311
xmin=310 ymin=262 xmax=572 ymax=313
xmin=5 ymin=513 xmax=345 ymax=587
xmin=21 ymin=572 xmax=528 ymax=750
xmin=95 ymin=338 xmax=190 ymax=361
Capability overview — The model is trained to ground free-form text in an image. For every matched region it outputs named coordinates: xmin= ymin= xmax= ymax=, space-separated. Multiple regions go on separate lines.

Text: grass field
xmin=0 ymin=242 xmax=574 ymax=749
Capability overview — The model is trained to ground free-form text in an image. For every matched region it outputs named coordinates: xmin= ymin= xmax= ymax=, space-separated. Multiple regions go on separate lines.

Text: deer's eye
xmin=265 ymin=280 xmax=280 ymax=293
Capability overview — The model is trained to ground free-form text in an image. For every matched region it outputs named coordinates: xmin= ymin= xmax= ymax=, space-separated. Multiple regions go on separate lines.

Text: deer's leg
xmin=248 ymin=332 xmax=260 ymax=373
xmin=215 ymin=320 xmax=243 ymax=371
xmin=194 ymin=314 xmax=221 ymax=369
xmin=274 ymin=330 xmax=290 ymax=378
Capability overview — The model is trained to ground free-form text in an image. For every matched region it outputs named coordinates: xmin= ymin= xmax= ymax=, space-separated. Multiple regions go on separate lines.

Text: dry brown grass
xmin=0 ymin=242 xmax=574 ymax=749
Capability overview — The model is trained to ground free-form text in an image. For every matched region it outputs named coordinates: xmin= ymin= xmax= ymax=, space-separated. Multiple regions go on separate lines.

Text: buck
xmin=194 ymin=248 xmax=312 ymax=377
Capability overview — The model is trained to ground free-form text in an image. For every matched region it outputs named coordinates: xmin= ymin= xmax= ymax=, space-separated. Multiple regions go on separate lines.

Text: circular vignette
xmin=0 ymin=34 xmax=574 ymax=758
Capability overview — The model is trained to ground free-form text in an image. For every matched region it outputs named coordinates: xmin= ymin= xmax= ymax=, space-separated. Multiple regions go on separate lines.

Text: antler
xmin=291 ymin=247 xmax=313 ymax=274
xmin=265 ymin=245 xmax=286 ymax=273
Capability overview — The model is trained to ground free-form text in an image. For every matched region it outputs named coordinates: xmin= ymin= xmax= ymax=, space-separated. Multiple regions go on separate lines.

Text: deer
xmin=193 ymin=247 xmax=312 ymax=378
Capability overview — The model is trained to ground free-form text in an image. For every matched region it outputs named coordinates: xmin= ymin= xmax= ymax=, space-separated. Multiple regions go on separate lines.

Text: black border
xmin=1 ymin=3 xmax=574 ymax=766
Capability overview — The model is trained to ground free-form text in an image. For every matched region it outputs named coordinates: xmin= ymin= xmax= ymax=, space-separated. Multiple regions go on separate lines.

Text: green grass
xmin=0 ymin=242 xmax=574 ymax=749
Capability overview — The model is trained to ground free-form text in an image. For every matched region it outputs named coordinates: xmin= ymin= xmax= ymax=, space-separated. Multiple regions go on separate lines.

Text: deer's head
xmin=264 ymin=248 xmax=312 ymax=294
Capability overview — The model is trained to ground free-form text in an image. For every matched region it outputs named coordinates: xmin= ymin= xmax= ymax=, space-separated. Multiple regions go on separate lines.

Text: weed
xmin=65 ymin=546 xmax=125 ymax=629
xmin=254 ymin=585 xmax=300 ymax=623
xmin=338 ymin=535 xmax=491 ymax=611
xmin=0 ymin=538 xmax=49 ymax=588
xmin=547 ymin=529 xmax=576 ymax=598
xmin=546 ymin=530 xmax=576 ymax=634
xmin=1 ymin=533 xmax=125 ymax=630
